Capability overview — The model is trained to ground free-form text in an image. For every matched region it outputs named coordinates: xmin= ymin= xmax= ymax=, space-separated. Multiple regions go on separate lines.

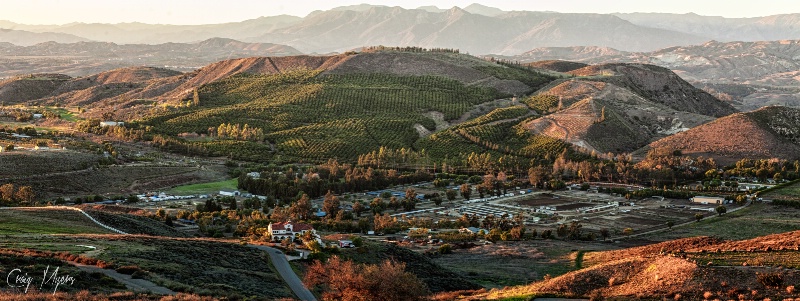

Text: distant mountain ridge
xmin=0 ymin=38 xmax=301 ymax=77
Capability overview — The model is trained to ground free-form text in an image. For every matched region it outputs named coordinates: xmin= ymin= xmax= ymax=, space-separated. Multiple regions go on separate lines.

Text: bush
xmin=438 ymin=244 xmax=453 ymax=254
xmin=756 ymin=272 xmax=783 ymax=288
xmin=115 ymin=265 xmax=142 ymax=275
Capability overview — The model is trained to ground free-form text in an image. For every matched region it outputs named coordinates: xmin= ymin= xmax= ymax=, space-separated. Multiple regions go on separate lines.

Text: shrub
xmin=438 ymin=244 xmax=453 ymax=254
xmin=115 ymin=265 xmax=142 ymax=275
xmin=756 ymin=272 xmax=783 ymax=288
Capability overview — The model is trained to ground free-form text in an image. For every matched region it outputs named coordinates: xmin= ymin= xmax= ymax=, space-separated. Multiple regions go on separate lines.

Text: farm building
xmin=268 ymin=221 xmax=315 ymax=242
xmin=100 ymin=121 xmax=125 ymax=127
xmin=219 ymin=190 xmax=240 ymax=197
xmin=690 ymin=196 xmax=724 ymax=205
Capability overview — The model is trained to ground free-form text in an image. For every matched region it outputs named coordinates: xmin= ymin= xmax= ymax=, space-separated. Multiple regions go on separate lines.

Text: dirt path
xmin=70 ymin=262 xmax=175 ymax=295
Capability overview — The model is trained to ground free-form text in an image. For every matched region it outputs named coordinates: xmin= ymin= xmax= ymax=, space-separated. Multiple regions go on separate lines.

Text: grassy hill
xmin=2 ymin=52 xmax=755 ymax=166
xmin=646 ymin=106 xmax=800 ymax=165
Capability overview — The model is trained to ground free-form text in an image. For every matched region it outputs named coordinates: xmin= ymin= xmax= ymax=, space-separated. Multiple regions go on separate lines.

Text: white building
xmin=219 ymin=190 xmax=240 ymax=197
xmin=100 ymin=121 xmax=125 ymax=127
xmin=247 ymin=171 xmax=261 ymax=179
xmin=268 ymin=221 xmax=315 ymax=242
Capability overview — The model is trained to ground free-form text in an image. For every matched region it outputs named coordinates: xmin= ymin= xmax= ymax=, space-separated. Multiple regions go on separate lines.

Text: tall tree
xmin=460 ymin=184 xmax=472 ymax=201
xmin=322 ymin=191 xmax=340 ymax=218
xmin=0 ymin=183 xmax=14 ymax=202
xmin=14 ymin=186 xmax=33 ymax=205
xmin=304 ymin=256 xmax=428 ymax=301
xmin=290 ymin=194 xmax=313 ymax=220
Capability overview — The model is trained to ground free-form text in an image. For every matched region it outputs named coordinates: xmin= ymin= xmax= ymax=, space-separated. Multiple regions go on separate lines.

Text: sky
xmin=2 ymin=0 xmax=799 ymax=25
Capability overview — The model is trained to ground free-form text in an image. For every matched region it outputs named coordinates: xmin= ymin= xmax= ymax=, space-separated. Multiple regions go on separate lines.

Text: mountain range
xmin=4 ymin=4 xmax=800 ymax=55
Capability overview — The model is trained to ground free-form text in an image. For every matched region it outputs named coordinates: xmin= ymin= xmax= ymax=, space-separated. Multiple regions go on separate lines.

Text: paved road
xmin=250 ymin=245 xmax=317 ymax=301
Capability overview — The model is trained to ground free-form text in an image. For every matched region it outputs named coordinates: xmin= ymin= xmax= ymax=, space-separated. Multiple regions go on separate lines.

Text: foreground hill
xmin=646 ymin=106 xmax=800 ymax=164
xmin=486 ymin=232 xmax=800 ymax=300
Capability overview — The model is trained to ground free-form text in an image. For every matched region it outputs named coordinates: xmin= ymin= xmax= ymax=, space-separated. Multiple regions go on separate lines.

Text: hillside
xmin=510 ymin=40 xmax=800 ymax=112
xmin=486 ymin=231 xmax=800 ymax=300
xmin=0 ymin=73 xmax=72 ymax=104
xmin=646 ymin=106 xmax=800 ymax=164
xmin=514 ymin=63 xmax=733 ymax=154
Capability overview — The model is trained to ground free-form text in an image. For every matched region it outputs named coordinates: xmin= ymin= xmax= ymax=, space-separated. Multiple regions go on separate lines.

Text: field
xmin=431 ymin=240 xmax=604 ymax=288
xmin=763 ymin=180 xmax=800 ymax=200
xmin=168 ymin=178 xmax=237 ymax=195
xmin=13 ymin=165 xmax=226 ymax=200
xmin=0 ymin=208 xmax=111 ymax=235
xmin=0 ymin=150 xmax=99 ymax=179
xmin=642 ymin=202 xmax=800 ymax=241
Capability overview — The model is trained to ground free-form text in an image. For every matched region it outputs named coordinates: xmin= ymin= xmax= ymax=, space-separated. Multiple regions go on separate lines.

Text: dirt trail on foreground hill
xmin=70 ymin=262 xmax=176 ymax=295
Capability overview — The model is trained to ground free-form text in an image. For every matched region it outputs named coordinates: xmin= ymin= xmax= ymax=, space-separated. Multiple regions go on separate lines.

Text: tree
xmin=0 ymin=183 xmax=15 ymax=202
xmin=322 ymin=191 xmax=340 ymax=218
xmin=432 ymin=196 xmax=443 ymax=206
xmin=666 ymin=220 xmax=675 ymax=229
xmin=304 ymin=256 xmax=429 ymax=301
xmin=509 ymin=226 xmax=525 ymax=240
xmin=14 ymin=186 xmax=34 ymax=205
xmin=460 ymin=184 xmax=472 ymax=201
xmin=445 ymin=189 xmax=457 ymax=203
xmin=370 ymin=198 xmax=386 ymax=214
xmin=352 ymin=201 xmax=364 ymax=217
xmin=567 ymin=221 xmax=582 ymax=240
xmin=290 ymin=194 xmax=313 ymax=220
xmin=695 ymin=213 xmax=704 ymax=222
xmin=599 ymin=228 xmax=610 ymax=241
xmin=192 ymin=88 xmax=200 ymax=106
xmin=715 ymin=205 xmax=727 ymax=216
xmin=404 ymin=188 xmax=417 ymax=202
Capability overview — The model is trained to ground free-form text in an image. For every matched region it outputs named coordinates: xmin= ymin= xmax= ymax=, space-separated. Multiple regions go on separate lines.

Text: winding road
xmin=250 ymin=245 xmax=317 ymax=301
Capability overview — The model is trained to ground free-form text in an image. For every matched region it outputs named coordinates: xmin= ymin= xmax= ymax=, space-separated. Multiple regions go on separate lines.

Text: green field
xmin=168 ymin=178 xmax=238 ymax=194
xmin=643 ymin=203 xmax=800 ymax=241
xmin=0 ymin=208 xmax=111 ymax=235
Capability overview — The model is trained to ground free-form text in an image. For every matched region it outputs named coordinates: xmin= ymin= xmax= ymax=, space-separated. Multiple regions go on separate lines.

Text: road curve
xmin=250 ymin=245 xmax=317 ymax=301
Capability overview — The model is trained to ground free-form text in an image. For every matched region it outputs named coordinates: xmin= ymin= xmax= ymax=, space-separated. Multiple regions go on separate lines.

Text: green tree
xmin=445 ymin=189 xmax=457 ymax=203
xmin=715 ymin=205 xmax=727 ymax=216
xmin=695 ymin=213 xmax=704 ymax=222
xmin=666 ymin=220 xmax=675 ymax=229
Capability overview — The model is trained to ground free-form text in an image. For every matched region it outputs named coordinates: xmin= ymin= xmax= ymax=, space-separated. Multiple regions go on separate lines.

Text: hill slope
xmin=646 ymin=106 xmax=800 ymax=164
xmin=516 ymin=63 xmax=734 ymax=154
xmin=487 ymin=231 xmax=800 ymax=300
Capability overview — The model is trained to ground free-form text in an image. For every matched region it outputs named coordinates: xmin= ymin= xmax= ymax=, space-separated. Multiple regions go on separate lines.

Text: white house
xmin=32 ymin=114 xmax=43 ymax=119
xmin=268 ymin=221 xmax=315 ymax=242
xmin=247 ymin=171 xmax=261 ymax=179
xmin=690 ymin=196 xmax=724 ymax=205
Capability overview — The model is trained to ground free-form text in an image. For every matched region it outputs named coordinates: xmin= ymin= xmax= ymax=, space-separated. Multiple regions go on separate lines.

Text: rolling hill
xmin=2 ymin=51 xmax=750 ymax=165
xmin=646 ymin=106 xmax=800 ymax=165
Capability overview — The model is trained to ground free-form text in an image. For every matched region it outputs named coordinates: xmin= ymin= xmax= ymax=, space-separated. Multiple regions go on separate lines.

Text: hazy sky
xmin=3 ymin=0 xmax=799 ymax=25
